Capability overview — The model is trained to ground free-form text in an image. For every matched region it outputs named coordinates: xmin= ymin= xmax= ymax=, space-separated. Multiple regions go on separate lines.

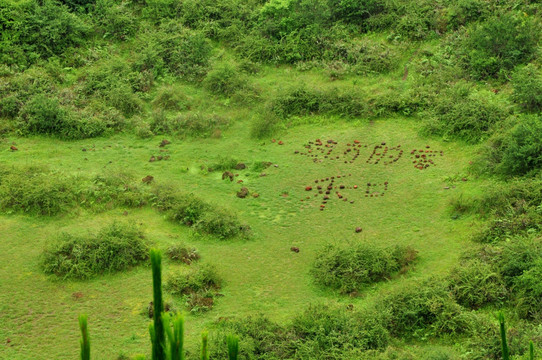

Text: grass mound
xmin=41 ymin=222 xmax=148 ymax=279
xmin=166 ymin=244 xmax=200 ymax=264
xmin=151 ymin=185 xmax=250 ymax=239
xmin=210 ymin=304 xmax=390 ymax=359
xmin=311 ymin=243 xmax=417 ymax=294
xmin=165 ymin=264 xmax=221 ymax=312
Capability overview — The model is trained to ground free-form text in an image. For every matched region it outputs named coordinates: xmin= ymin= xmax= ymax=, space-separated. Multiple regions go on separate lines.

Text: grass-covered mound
xmin=166 ymin=244 xmax=200 ymax=264
xmin=311 ymin=243 xmax=417 ymax=294
xmin=165 ymin=264 xmax=222 ymax=312
xmin=41 ymin=222 xmax=148 ymax=279
xmin=151 ymin=185 xmax=250 ymax=239
xmin=210 ymin=304 xmax=390 ymax=359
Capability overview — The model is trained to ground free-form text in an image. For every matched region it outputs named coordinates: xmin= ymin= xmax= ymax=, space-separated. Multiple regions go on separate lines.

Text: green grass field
xmin=0 ymin=114 xmax=485 ymax=359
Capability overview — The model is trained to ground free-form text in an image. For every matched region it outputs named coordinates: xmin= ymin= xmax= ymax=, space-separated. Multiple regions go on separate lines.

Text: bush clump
xmin=166 ymin=244 xmax=200 ymax=264
xmin=422 ymin=85 xmax=510 ymax=143
xmin=18 ymin=94 xmax=107 ymax=139
xmin=0 ymin=0 xmax=91 ymax=67
xmin=0 ymin=166 xmax=78 ymax=215
xmin=512 ymin=64 xmax=542 ymax=113
xmin=149 ymin=111 xmax=230 ymax=138
xmin=480 ymin=115 xmax=542 ymax=176
xmin=379 ymin=278 xmax=473 ymax=338
xmin=210 ymin=304 xmax=390 ymax=359
xmin=448 ymin=259 xmax=506 ymax=309
xmin=151 ymin=186 xmax=249 ymax=239
xmin=151 ymin=85 xmax=191 ymax=112
xmin=165 ymin=264 xmax=221 ymax=312
xmin=311 ymin=243 xmax=417 ymax=293
xmin=41 ymin=222 xmax=148 ymax=279
xmin=203 ymin=63 xmax=247 ymax=96
xmin=270 ymin=84 xmax=369 ymax=120
xmin=452 ymin=179 xmax=542 ymax=242
xmin=462 ymin=14 xmax=539 ymax=79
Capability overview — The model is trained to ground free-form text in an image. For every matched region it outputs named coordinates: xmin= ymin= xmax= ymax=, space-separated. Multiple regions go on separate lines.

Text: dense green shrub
xmin=498 ymin=236 xmax=542 ymax=288
xmin=211 ymin=316 xmax=297 ymax=360
xmin=166 ymin=264 xmax=221 ymax=295
xmin=329 ymin=0 xmax=384 ymax=27
xmin=151 ymin=186 xmax=249 ymax=239
xmin=166 ymin=244 xmax=200 ymax=264
xmin=291 ymin=304 xmax=390 ymax=356
xmin=0 ymin=0 xmax=90 ymax=67
xmin=17 ymin=94 xmax=107 ymax=138
xmin=203 ymin=63 xmax=247 ymax=96
xmin=437 ymin=0 xmax=490 ymax=32
xmin=152 ymin=85 xmax=191 ymax=112
xmin=93 ymin=0 xmax=138 ymax=40
xmin=422 ymin=85 xmax=511 ymax=143
xmin=211 ymin=304 xmax=389 ymax=359
xmin=448 ymin=259 xmax=506 ymax=309
xmin=80 ymin=172 xmax=148 ymax=210
xmin=165 ymin=264 xmax=221 ymax=312
xmin=157 ymin=21 xmax=213 ymax=81
xmin=150 ymin=111 xmax=230 ymax=138
xmin=41 ymin=222 xmax=148 ymax=279
xmin=512 ymin=64 xmax=542 ymax=112
xmin=452 ymin=179 xmax=542 ymax=242
xmin=379 ymin=278 xmax=472 ymax=338
xmin=0 ymin=67 xmax=57 ymax=119
xmin=463 ymin=313 xmax=539 ymax=360
xmin=270 ymin=84 xmax=369 ymax=119
xmin=0 ymin=166 xmax=78 ymax=215
xmin=142 ymin=0 xmax=180 ymax=24
xmin=311 ymin=243 xmax=417 ymax=293
xmin=492 ymin=116 xmax=542 ymax=176
xmin=514 ymin=259 xmax=542 ymax=320
xmin=462 ymin=14 xmax=539 ymax=79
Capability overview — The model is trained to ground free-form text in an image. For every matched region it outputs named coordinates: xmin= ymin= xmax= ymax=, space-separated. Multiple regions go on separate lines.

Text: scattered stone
xmin=355 ymin=227 xmax=362 ymax=233
xmin=159 ymin=139 xmax=171 ymax=147
xmin=222 ymin=171 xmax=234 ymax=181
xmin=149 ymin=156 xmax=156 ymax=162
xmin=461 ymin=178 xmax=468 ymax=182
xmin=142 ymin=175 xmax=154 ymax=184
xmin=305 ymin=186 xmax=312 ymax=191
xmin=290 ymin=247 xmax=300 ymax=253
xmin=10 ymin=145 xmax=17 ymax=151
xmin=278 ymin=140 xmax=284 ymax=145
xmin=237 ymin=187 xmax=249 ymax=198
xmin=235 ymin=163 xmax=246 ymax=170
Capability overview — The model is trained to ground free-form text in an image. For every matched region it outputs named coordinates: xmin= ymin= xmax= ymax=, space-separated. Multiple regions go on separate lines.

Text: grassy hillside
xmin=1 ymin=0 xmax=542 ymax=359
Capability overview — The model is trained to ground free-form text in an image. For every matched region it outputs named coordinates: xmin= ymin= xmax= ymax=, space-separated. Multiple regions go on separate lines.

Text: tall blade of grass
xmin=151 ymin=249 xmax=166 ymax=360
xmin=79 ymin=314 xmax=90 ymax=360
xmin=498 ymin=312 xmax=509 ymax=360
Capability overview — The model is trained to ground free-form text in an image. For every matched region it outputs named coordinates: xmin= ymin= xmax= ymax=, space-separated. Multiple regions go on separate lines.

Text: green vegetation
xmin=41 ymin=222 xmax=149 ymax=279
xmin=311 ymin=243 xmax=417 ymax=293
xmin=1 ymin=0 xmax=542 ymax=357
